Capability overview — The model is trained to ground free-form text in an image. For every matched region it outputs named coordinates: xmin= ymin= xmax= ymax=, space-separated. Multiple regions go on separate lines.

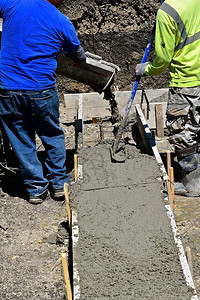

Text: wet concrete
xmin=71 ymin=143 xmax=194 ymax=299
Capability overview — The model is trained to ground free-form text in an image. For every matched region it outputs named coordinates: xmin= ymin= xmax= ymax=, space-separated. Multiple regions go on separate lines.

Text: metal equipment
xmin=57 ymin=51 xmax=120 ymax=93
xmin=57 ymin=51 xmax=121 ymax=124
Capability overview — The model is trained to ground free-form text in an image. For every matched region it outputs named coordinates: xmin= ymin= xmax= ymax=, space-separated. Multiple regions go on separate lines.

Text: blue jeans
xmin=0 ymin=87 xmax=69 ymax=197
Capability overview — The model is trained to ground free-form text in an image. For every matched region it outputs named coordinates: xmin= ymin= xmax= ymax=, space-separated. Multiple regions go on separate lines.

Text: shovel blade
xmin=110 ymin=144 xmax=127 ymax=163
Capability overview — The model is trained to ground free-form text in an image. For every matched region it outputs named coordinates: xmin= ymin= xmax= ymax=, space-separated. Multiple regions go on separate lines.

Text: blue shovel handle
xmin=111 ymin=22 xmax=156 ymax=156
xmin=125 ymin=23 xmax=156 ymax=116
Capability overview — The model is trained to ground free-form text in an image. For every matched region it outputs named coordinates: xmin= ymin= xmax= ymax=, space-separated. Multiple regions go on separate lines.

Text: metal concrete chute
xmin=57 ymin=51 xmax=120 ymax=94
xmin=57 ymin=51 xmax=121 ymax=124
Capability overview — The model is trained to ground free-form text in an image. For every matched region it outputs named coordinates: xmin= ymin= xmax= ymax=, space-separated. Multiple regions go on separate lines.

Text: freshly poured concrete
xmin=72 ymin=143 xmax=194 ymax=299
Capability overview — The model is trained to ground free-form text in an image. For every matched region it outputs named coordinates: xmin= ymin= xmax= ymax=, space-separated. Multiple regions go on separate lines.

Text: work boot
xmin=28 ymin=190 xmax=49 ymax=205
xmin=174 ymin=182 xmax=187 ymax=196
xmin=174 ymin=147 xmax=200 ymax=197
xmin=50 ymin=188 xmax=65 ymax=201
xmin=174 ymin=167 xmax=200 ymax=197
xmin=182 ymin=167 xmax=200 ymax=196
xmin=174 ymin=182 xmax=200 ymax=197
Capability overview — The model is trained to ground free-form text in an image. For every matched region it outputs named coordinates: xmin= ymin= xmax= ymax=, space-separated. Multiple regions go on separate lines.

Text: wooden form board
xmin=142 ymin=102 xmax=167 ymax=130
xmin=135 ymin=104 xmax=154 ymax=155
xmin=64 ymin=89 xmax=168 ymax=128
xmin=155 ymin=103 xmax=164 ymax=137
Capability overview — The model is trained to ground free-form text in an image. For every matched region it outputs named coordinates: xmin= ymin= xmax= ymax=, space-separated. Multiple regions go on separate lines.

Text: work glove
xmin=135 ymin=62 xmax=149 ymax=77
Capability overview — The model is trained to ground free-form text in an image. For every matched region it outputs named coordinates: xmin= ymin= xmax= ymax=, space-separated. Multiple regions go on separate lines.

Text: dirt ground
xmin=173 ymin=196 xmax=200 ymax=295
xmin=1 ymin=190 xmax=69 ymax=300
xmin=1 ymin=1 xmax=200 ymax=299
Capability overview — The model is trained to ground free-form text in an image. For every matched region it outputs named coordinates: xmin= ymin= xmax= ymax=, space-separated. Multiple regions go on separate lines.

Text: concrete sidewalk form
xmin=71 ymin=142 xmax=197 ymax=299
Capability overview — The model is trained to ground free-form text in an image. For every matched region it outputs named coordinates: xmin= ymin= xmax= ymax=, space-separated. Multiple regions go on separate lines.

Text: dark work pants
xmin=0 ymin=87 xmax=69 ymax=197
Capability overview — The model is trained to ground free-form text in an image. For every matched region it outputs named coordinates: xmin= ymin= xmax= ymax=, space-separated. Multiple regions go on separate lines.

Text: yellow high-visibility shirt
xmin=145 ymin=0 xmax=200 ymax=87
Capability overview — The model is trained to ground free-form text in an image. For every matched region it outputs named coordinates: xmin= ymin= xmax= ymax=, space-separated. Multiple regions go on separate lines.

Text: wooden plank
xmin=144 ymin=102 xmax=167 ymax=130
xmin=74 ymin=154 xmax=78 ymax=182
xmin=79 ymin=93 xmax=110 ymax=121
xmin=166 ymin=151 xmax=172 ymax=207
xmin=64 ymin=94 xmax=79 ymax=123
xmin=64 ymin=183 xmax=72 ymax=233
xmin=167 ymin=150 xmax=171 ymax=177
xmin=82 ymin=102 xmax=167 ymax=127
xmin=114 ymin=88 xmax=168 ymax=106
xmin=64 ymin=89 xmax=169 ymax=124
xmin=62 ymin=253 xmax=73 ymax=300
xmin=170 ymin=167 xmax=175 ymax=209
xmin=155 ymin=103 xmax=164 ymax=137
xmin=135 ymin=104 xmax=154 ymax=154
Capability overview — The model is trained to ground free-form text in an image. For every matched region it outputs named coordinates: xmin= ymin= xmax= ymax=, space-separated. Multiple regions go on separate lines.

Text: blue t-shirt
xmin=0 ymin=0 xmax=80 ymax=90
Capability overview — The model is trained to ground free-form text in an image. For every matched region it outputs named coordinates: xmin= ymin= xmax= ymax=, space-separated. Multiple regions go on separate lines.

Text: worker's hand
xmin=135 ymin=62 xmax=149 ymax=77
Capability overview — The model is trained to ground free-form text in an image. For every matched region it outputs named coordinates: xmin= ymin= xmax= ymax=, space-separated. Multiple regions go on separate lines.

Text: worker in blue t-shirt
xmin=0 ymin=0 xmax=86 ymax=204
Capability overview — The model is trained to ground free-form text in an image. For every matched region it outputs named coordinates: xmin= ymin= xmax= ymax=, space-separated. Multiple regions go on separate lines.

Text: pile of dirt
xmin=56 ymin=0 xmax=170 ymax=94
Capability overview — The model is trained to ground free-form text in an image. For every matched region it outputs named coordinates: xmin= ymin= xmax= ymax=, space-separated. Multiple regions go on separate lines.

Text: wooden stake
xmin=155 ymin=104 xmax=164 ymax=137
xmin=92 ymin=116 xmax=100 ymax=123
xmin=64 ymin=183 xmax=72 ymax=233
xmin=166 ymin=151 xmax=172 ymax=206
xmin=74 ymin=154 xmax=78 ymax=182
xmin=170 ymin=167 xmax=175 ymax=209
xmin=99 ymin=119 xmax=104 ymax=141
xmin=186 ymin=246 xmax=193 ymax=276
xmin=167 ymin=150 xmax=171 ymax=177
xmin=62 ymin=253 xmax=72 ymax=300
xmin=142 ymin=108 xmax=146 ymax=118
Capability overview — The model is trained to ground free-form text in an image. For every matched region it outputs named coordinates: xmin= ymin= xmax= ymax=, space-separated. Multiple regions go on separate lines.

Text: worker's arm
xmin=65 ymin=45 xmax=86 ymax=64
xmin=145 ymin=9 xmax=176 ymax=76
xmin=61 ymin=18 xmax=86 ymax=64
xmin=136 ymin=9 xmax=177 ymax=77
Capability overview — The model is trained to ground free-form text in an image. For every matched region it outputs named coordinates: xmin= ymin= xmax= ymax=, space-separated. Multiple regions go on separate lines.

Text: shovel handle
xmin=127 ymin=22 xmax=156 ymax=112
xmin=112 ymin=22 xmax=156 ymax=155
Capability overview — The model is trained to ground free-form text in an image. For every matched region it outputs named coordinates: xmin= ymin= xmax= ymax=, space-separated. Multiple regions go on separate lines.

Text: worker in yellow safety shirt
xmin=135 ymin=0 xmax=200 ymax=197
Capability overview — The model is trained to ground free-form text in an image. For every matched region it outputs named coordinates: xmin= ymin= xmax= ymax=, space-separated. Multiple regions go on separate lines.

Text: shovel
xmin=110 ymin=22 xmax=157 ymax=163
